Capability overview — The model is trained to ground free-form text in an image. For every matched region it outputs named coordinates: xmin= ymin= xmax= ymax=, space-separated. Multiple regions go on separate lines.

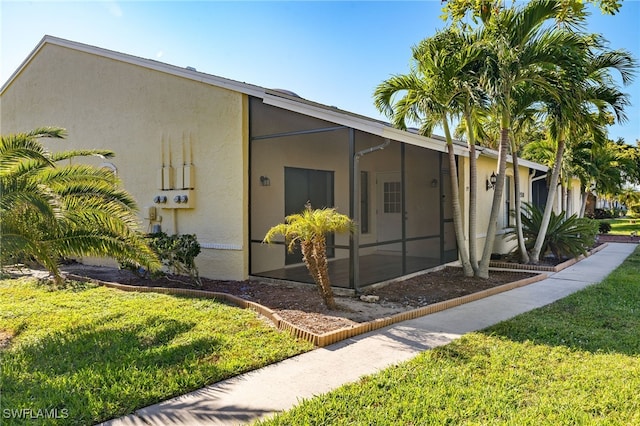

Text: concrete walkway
xmin=101 ymin=242 xmax=637 ymax=426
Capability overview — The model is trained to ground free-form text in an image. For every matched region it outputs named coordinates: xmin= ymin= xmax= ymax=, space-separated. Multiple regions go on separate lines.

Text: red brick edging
xmin=489 ymin=243 xmax=609 ymax=272
xmin=67 ymin=272 xmax=547 ymax=347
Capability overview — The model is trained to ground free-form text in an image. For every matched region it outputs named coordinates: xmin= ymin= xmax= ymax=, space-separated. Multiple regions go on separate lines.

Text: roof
xmin=477 ymin=146 xmax=548 ymax=172
xmin=2 ymin=35 xmax=555 ymax=172
xmin=2 ymin=35 xmax=472 ymax=156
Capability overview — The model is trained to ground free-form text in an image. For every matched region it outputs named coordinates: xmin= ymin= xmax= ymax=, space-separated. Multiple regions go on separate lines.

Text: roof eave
xmin=478 ymin=146 xmax=548 ymax=172
xmin=1 ymin=35 xmax=267 ymax=98
xmin=263 ymin=92 xmax=467 ymax=156
xmin=1 ymin=35 xmax=465 ymax=158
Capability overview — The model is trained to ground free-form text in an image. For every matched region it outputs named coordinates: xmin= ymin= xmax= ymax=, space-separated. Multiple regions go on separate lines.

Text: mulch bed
xmin=58 ymin=264 xmax=538 ymax=334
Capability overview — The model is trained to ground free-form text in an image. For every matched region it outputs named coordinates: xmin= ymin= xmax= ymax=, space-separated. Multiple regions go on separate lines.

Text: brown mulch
xmin=58 ymin=264 xmax=537 ymax=334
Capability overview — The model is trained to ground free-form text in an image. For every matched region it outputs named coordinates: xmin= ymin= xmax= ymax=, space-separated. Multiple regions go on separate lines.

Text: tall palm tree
xmin=473 ymin=0 xmax=589 ymax=277
xmin=563 ymin=138 xmax=621 ymax=217
xmin=611 ymin=138 xmax=640 ymax=188
xmin=374 ymin=28 xmax=481 ymax=277
xmin=505 ymin=86 xmax=546 ymax=263
xmin=263 ymin=203 xmax=353 ymax=310
xmin=529 ymin=41 xmax=635 ymax=263
xmin=0 ymin=127 xmax=160 ymax=283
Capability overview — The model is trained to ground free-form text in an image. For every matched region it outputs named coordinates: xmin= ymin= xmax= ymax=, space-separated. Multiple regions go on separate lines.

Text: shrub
xmin=510 ymin=203 xmax=599 ymax=260
xmin=599 ymin=221 xmax=612 ymax=234
xmin=593 ymin=208 xmax=613 ymax=219
xmin=121 ymin=232 xmax=201 ymax=286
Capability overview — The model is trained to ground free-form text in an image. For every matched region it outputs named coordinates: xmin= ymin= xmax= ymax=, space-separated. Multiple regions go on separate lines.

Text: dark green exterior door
xmin=284 ymin=167 xmax=334 ymax=265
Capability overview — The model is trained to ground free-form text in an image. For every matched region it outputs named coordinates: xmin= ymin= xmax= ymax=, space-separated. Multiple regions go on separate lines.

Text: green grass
xmin=601 ymin=217 xmax=640 ymax=235
xmin=259 ymin=246 xmax=640 ymax=425
xmin=0 ymin=278 xmax=312 ymax=425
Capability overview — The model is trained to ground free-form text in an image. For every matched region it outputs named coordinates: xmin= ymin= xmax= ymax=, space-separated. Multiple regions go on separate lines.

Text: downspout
xmin=352 ymin=138 xmax=391 ymax=294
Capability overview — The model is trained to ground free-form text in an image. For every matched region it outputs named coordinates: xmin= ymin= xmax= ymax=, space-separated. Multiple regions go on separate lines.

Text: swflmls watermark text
xmin=2 ymin=408 xmax=69 ymax=420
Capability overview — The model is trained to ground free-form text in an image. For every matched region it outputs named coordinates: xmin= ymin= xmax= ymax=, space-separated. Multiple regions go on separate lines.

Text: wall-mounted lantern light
xmin=486 ymin=172 xmax=497 ymax=191
xmin=431 ymin=178 xmax=438 ymax=188
xmin=260 ymin=176 xmax=271 ymax=186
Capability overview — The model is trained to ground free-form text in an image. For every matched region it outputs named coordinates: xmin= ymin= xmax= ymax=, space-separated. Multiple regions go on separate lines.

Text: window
xmin=384 ymin=181 xmax=402 ymax=213
xmin=360 ymin=171 xmax=369 ymax=233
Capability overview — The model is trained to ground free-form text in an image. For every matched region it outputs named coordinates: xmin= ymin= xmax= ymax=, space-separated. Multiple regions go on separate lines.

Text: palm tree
xmin=506 ymin=86 xmax=546 ymax=263
xmin=374 ymin=28 xmax=481 ymax=277
xmin=473 ymin=0 xmax=590 ymax=277
xmin=529 ymin=40 xmax=635 ymax=263
xmin=563 ymin=139 xmax=623 ymax=217
xmin=263 ymin=203 xmax=354 ymax=310
xmin=617 ymin=187 xmax=640 ymax=212
xmin=611 ymin=138 xmax=640 ymax=189
xmin=0 ymin=127 xmax=160 ymax=284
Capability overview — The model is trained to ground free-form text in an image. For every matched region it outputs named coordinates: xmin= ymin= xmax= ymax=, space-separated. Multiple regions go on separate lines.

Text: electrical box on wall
xmin=145 ymin=206 xmax=157 ymax=220
xmin=153 ymin=189 xmax=195 ymax=209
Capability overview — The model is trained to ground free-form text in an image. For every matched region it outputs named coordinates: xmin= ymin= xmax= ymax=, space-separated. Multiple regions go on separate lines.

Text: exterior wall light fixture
xmin=260 ymin=176 xmax=271 ymax=186
xmin=431 ymin=178 xmax=438 ymax=188
xmin=486 ymin=172 xmax=497 ymax=191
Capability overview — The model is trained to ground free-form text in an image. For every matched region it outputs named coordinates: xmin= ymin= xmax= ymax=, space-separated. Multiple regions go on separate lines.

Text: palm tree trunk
xmin=511 ymin=149 xmax=530 ymax=263
xmin=562 ymin=179 xmax=568 ymax=216
xmin=309 ymin=236 xmax=337 ymax=310
xmin=300 ymin=240 xmax=323 ymax=300
xmin=464 ymin=110 xmax=479 ymax=273
xmin=579 ymin=189 xmax=588 ymax=218
xmin=477 ymin=116 xmax=510 ymax=279
xmin=442 ymin=116 xmax=474 ymax=277
xmin=530 ymin=137 xmax=565 ymax=263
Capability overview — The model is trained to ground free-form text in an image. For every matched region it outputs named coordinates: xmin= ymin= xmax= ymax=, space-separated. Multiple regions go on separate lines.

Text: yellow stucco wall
xmin=460 ymin=154 xmax=534 ymax=258
xmin=1 ymin=43 xmax=249 ymax=280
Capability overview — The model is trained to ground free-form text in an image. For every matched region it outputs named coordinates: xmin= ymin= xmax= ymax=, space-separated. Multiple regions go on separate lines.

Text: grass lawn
xmin=601 ymin=217 xmax=640 ymax=235
xmin=260 ymin=246 xmax=640 ymax=425
xmin=0 ymin=278 xmax=312 ymax=425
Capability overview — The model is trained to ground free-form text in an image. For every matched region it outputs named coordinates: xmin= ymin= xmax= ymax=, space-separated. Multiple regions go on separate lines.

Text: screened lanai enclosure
xmin=249 ymin=95 xmax=458 ymax=290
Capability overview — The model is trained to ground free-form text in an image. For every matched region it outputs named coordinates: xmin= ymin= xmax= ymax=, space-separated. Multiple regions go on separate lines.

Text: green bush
xmin=599 ymin=221 xmax=612 ymax=234
xmin=510 ymin=203 xmax=599 ymax=260
xmin=594 ymin=208 xmax=613 ymax=219
xmin=120 ymin=232 xmax=201 ymax=286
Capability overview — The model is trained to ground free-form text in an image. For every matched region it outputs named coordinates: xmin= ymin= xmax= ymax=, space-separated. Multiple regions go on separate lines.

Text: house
xmin=0 ymin=36 xmax=581 ymax=290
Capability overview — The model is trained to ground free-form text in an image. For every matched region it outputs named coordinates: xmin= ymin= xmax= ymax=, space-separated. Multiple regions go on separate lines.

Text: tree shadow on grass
xmin=1 ymin=315 xmax=225 ymax=425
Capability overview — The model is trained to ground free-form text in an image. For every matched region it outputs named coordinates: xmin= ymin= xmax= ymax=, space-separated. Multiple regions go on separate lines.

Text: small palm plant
xmin=264 ymin=203 xmax=354 ymax=310
xmin=0 ymin=127 xmax=160 ymax=284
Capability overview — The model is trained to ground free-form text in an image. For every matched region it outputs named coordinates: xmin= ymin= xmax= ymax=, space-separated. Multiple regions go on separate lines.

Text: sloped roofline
xmin=478 ymin=146 xmax=548 ymax=172
xmin=1 ymin=35 xmax=480 ymax=158
xmin=0 ymin=35 xmax=267 ymax=98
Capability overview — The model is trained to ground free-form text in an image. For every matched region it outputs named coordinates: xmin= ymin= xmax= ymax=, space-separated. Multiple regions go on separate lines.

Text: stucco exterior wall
xmin=1 ymin=44 xmax=249 ymax=280
xmin=461 ymin=154 xmax=533 ymax=258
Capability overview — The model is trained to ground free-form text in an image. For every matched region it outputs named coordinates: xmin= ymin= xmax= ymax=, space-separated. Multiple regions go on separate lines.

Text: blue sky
xmin=1 ymin=1 xmax=638 ymax=143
